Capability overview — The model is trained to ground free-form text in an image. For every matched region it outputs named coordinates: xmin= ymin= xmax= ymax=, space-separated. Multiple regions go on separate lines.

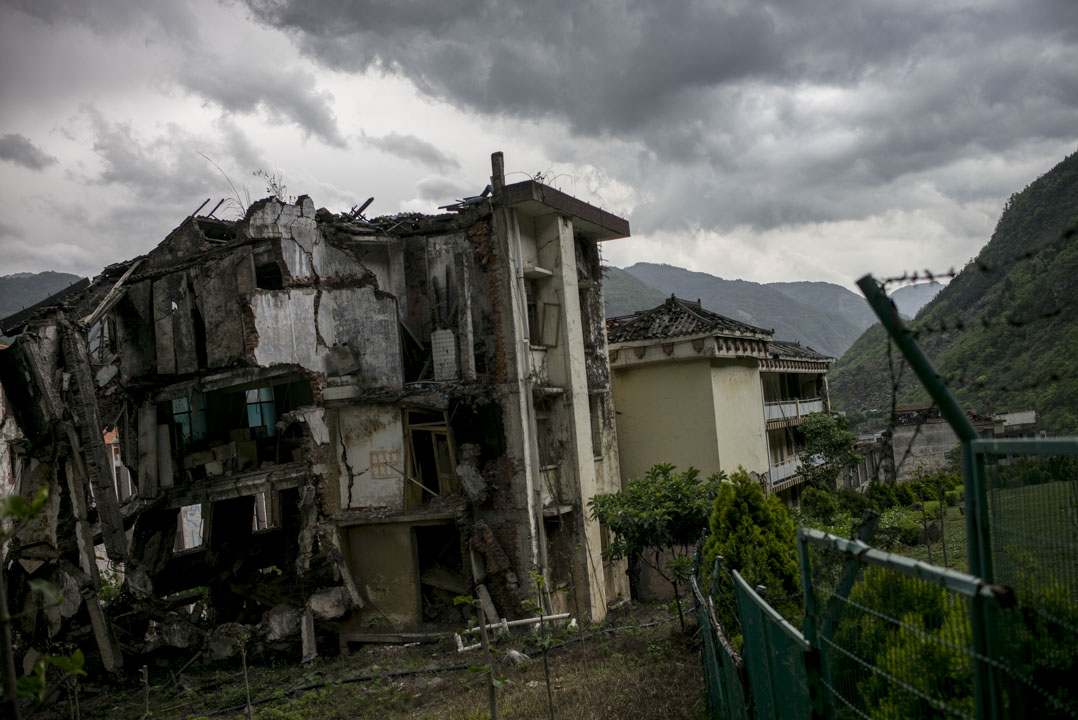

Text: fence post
xmin=857 ymin=276 xmax=1003 ymax=719
xmin=964 ymin=444 xmax=1004 ymax=720
xmin=796 ymin=531 xmax=826 ymax=720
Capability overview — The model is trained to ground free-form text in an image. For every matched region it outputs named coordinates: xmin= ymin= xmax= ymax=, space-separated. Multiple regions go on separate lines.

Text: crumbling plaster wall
xmin=247 ymin=197 xmax=366 ymax=284
xmin=248 ymin=286 xmax=401 ymax=387
xmin=333 ymin=405 xmax=405 ymax=511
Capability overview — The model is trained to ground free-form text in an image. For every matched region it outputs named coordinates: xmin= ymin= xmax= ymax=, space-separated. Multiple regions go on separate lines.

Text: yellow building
xmin=607 ymin=296 xmax=833 ymax=497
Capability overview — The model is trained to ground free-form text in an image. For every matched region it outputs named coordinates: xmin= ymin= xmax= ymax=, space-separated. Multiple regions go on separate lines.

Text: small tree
xmin=798 ymin=412 xmax=863 ymax=490
xmin=589 ymin=463 xmax=723 ymax=631
xmin=702 ymin=469 xmax=800 ymax=646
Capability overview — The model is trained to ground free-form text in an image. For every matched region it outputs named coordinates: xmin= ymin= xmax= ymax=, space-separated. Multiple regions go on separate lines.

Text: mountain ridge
xmin=830 ymin=149 xmax=1078 ymax=434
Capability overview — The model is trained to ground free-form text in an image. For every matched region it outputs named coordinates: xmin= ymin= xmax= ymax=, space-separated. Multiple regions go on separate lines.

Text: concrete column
xmin=550 ymin=216 xmax=608 ymax=621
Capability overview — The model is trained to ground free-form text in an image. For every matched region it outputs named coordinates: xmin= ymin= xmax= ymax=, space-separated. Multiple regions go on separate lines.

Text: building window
xmin=245 ymin=387 xmax=277 ymax=437
xmin=171 ymin=394 xmax=207 ymax=448
xmin=88 ymin=318 xmax=114 ymax=364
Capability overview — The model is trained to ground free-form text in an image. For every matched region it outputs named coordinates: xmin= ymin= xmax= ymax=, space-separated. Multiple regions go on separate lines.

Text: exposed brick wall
xmin=467 ymin=220 xmax=508 ymax=384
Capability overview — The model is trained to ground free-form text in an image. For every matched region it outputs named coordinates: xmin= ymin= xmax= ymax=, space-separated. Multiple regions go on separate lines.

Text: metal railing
xmin=764 ymin=397 xmax=825 ymax=423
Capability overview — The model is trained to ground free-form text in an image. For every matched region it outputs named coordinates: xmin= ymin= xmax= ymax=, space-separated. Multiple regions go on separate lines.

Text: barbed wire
xmin=908 ymin=304 xmax=1066 ymax=339
xmin=880 ymin=226 xmax=1074 ymax=288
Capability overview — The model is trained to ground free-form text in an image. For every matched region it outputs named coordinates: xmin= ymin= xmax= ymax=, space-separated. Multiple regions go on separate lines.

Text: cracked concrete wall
xmin=334 ymin=405 xmax=404 ymax=511
xmin=248 ymin=286 xmax=401 ymax=387
xmin=248 ymin=197 xmax=369 ymax=284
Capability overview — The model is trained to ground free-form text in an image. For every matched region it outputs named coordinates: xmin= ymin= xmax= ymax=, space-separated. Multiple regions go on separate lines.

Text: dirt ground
xmin=32 ymin=604 xmax=707 ymax=719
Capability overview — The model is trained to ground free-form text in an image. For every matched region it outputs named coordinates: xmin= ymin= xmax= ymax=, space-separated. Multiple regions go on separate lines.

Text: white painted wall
xmin=710 ymin=360 xmax=770 ymax=476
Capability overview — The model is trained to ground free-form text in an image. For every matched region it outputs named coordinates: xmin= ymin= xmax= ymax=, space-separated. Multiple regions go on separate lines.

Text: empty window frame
xmin=171 ymin=394 xmax=207 ymax=449
xmin=245 ymin=387 xmax=277 ymax=437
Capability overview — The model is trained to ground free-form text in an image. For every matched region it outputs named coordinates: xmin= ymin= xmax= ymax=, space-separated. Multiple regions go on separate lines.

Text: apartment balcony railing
xmin=770 ymin=455 xmax=802 ymax=483
xmin=763 ymin=397 xmax=825 ymax=423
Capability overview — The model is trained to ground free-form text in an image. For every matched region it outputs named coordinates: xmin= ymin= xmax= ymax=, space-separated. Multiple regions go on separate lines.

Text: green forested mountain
xmin=0 ymin=271 xmax=84 ymax=319
xmin=831 ymin=150 xmax=1078 ymax=434
xmin=602 ymin=266 xmax=668 ymax=318
xmin=620 ymin=263 xmax=863 ymax=357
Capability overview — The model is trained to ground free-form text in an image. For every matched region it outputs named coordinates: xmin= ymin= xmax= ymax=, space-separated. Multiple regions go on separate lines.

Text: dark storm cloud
xmin=246 ymin=0 xmax=1078 ymax=235
xmin=0 ymin=134 xmax=58 ymax=170
xmin=3 ymin=0 xmax=346 ymax=149
xmin=176 ymin=61 xmax=348 ymax=148
xmin=0 ymin=219 xmax=24 ymax=238
xmin=363 ymin=132 xmax=461 ymax=172
xmin=415 ymin=176 xmax=469 ymax=203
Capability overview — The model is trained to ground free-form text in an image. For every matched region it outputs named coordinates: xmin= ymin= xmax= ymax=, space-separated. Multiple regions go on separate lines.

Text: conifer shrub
xmin=701 ymin=469 xmax=801 ymax=646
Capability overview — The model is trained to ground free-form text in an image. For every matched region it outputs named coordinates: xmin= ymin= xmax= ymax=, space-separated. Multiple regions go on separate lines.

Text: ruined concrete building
xmin=0 ymin=152 xmax=630 ymax=671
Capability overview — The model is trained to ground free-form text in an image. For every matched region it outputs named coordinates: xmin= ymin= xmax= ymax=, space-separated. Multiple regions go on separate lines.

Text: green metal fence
xmin=691 ymin=274 xmax=1077 ymax=719
xmin=798 ymin=528 xmax=1006 ymax=719
xmin=693 ymin=565 xmax=750 ymax=720
xmin=733 ymin=569 xmax=813 ymax=720
xmin=974 ymin=440 xmax=1078 ymax=718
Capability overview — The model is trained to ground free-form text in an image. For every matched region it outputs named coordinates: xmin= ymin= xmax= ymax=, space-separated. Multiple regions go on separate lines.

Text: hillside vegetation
xmin=831 ymin=149 xmax=1078 ymax=434
xmin=602 ymin=266 xmax=669 ymax=318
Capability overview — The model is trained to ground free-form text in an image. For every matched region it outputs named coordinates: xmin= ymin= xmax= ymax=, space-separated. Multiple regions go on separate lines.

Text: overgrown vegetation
xmin=33 ymin=606 xmax=705 ymax=720
xmin=831 ymin=150 xmax=1078 ymax=435
xmin=590 ymin=464 xmax=722 ymax=631
xmin=797 ymin=412 xmax=863 ymax=490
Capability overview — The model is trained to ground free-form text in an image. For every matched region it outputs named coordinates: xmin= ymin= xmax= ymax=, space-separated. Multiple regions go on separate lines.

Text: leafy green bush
xmin=873 ymin=508 xmax=923 ymax=549
xmin=894 ymin=482 xmax=916 ymax=506
xmin=866 ymin=482 xmax=896 ymax=510
xmin=837 ymin=486 xmax=874 ymax=515
xmin=590 ymin=463 xmax=722 ymax=630
xmin=945 ymin=489 xmax=962 ymax=507
xmin=802 ymin=486 xmax=839 ymax=523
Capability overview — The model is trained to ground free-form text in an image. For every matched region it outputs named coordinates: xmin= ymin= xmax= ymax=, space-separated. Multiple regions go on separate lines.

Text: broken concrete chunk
xmin=503 ymin=649 xmax=531 ymax=666
xmin=207 ymin=623 xmax=248 ymax=661
xmin=306 ymin=587 xmax=349 ymax=621
xmin=158 ymin=614 xmax=203 ymax=649
xmin=261 ymin=604 xmax=302 ymax=642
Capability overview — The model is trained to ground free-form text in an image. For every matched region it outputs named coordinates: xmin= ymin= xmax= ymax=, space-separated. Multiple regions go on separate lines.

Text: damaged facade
xmin=0 ymin=152 xmax=630 ymax=672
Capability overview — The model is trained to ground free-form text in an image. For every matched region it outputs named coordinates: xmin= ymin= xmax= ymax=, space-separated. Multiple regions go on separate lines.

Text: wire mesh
xmin=980 ymin=450 xmax=1078 ymax=717
xmin=693 ymin=571 xmax=750 ymax=720
xmin=733 ymin=571 xmax=811 ymax=720
xmin=803 ymin=537 xmax=982 ymax=719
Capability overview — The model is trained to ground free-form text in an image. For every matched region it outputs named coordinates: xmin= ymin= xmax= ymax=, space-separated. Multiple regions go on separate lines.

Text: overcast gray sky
xmin=1 ymin=0 xmax=1075 ymax=288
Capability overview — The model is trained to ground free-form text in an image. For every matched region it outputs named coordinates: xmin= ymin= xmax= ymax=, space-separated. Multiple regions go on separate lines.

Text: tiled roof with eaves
xmin=766 ymin=340 xmax=832 ymax=362
xmin=606 ymin=296 xmax=772 ymax=343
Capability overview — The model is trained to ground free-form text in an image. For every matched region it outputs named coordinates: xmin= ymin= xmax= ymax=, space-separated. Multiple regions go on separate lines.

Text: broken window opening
xmin=87 ymin=317 xmax=114 ymax=364
xmin=403 ymin=409 xmax=460 ymax=510
xmin=415 ymin=524 xmax=467 ymax=623
xmin=245 ymin=387 xmax=277 ymax=437
xmin=254 ymin=261 xmax=284 ymax=290
xmin=171 ymin=394 xmax=207 ymax=452
xmin=192 ymin=305 xmax=208 ymax=370
xmin=176 ymin=503 xmax=204 ymax=550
